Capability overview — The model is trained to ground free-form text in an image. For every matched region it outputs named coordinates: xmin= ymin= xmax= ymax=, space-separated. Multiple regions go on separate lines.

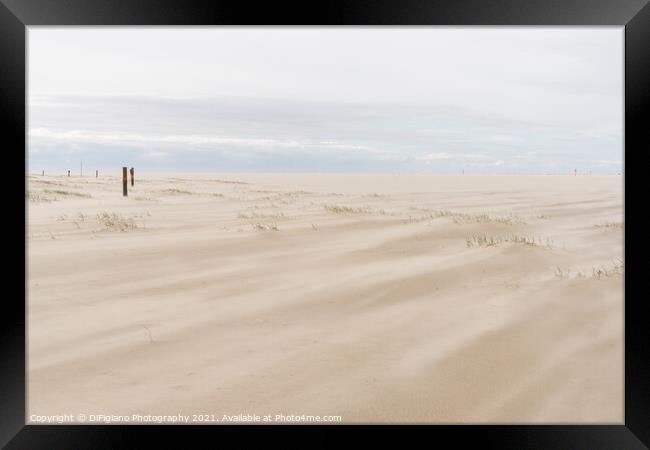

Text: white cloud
xmin=419 ymin=153 xmax=451 ymax=161
xmin=594 ymin=159 xmax=622 ymax=166
xmin=143 ymin=150 xmax=168 ymax=160
xmin=29 ymin=127 xmax=380 ymax=155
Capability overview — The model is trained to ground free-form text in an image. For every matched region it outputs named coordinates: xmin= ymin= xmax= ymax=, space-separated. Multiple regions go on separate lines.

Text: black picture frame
xmin=2 ymin=0 xmax=648 ymax=447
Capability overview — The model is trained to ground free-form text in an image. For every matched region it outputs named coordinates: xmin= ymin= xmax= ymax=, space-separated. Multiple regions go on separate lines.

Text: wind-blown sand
xmin=27 ymin=173 xmax=623 ymax=423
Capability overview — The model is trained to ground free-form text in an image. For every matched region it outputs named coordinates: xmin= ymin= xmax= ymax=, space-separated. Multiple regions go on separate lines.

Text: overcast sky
xmin=28 ymin=27 xmax=623 ymax=174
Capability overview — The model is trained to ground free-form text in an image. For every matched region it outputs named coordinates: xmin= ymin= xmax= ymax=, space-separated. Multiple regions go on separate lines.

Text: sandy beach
xmin=26 ymin=173 xmax=623 ymax=423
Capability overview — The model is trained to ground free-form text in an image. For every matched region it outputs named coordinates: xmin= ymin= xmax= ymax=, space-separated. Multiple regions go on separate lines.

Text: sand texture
xmin=27 ymin=174 xmax=623 ymax=423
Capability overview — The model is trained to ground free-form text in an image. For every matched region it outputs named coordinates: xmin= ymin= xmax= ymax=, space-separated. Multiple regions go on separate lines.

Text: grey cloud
xmin=28 ymin=93 xmax=621 ymax=174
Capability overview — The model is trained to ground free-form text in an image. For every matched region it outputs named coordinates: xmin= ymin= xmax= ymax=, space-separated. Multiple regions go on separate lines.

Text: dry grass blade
xmin=96 ymin=212 xmax=138 ymax=232
xmin=466 ymin=234 xmax=553 ymax=249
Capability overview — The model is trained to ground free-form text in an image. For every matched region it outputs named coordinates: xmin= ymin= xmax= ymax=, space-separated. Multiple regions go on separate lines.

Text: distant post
xmin=122 ymin=167 xmax=128 ymax=196
xmin=42 ymin=170 xmax=44 ymax=176
xmin=130 ymin=167 xmax=134 ymax=186
xmin=67 ymin=170 xmax=70 ymax=177
xmin=96 ymin=169 xmax=98 ymax=178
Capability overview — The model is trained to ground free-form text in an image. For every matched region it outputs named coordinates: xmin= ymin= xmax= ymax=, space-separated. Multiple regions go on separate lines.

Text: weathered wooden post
xmin=130 ymin=167 xmax=134 ymax=186
xmin=67 ymin=170 xmax=70 ymax=177
xmin=122 ymin=167 xmax=128 ymax=197
xmin=96 ymin=169 xmax=98 ymax=178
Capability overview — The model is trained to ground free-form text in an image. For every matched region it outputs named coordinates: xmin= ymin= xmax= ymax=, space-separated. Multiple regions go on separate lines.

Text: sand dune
xmin=26 ymin=173 xmax=623 ymax=423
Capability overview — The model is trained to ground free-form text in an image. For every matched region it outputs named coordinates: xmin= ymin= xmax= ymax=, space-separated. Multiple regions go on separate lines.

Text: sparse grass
xmin=555 ymin=267 xmax=586 ymax=279
xmin=595 ymin=221 xmax=623 ymax=229
xmin=96 ymin=212 xmax=138 ymax=232
xmin=592 ymin=259 xmax=624 ymax=279
xmin=555 ymin=259 xmax=623 ymax=280
xmin=407 ymin=208 xmax=524 ymax=225
xmin=251 ymin=189 xmax=310 ymax=197
xmin=207 ymin=179 xmax=249 ymax=185
xmin=160 ymin=189 xmax=223 ymax=198
xmin=55 ymin=212 xmax=88 ymax=224
xmin=42 ymin=189 xmax=91 ymax=198
xmin=325 ymin=204 xmax=360 ymax=214
xmin=288 ymin=190 xmax=312 ymax=196
xmin=160 ymin=188 xmax=194 ymax=195
xmin=29 ymin=179 xmax=67 ymax=187
xmin=252 ymin=222 xmax=279 ymax=231
xmin=132 ymin=210 xmax=151 ymax=218
xmin=25 ymin=191 xmax=53 ymax=203
xmin=140 ymin=324 xmax=154 ymax=344
xmin=324 ymin=204 xmax=386 ymax=215
xmin=555 ymin=267 xmax=569 ymax=278
xmin=238 ymin=211 xmax=285 ymax=220
xmin=466 ymin=234 xmax=553 ymax=249
xmin=27 ymin=189 xmax=91 ymax=202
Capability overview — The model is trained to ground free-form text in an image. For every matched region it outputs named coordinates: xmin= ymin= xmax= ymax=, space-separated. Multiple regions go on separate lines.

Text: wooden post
xmin=130 ymin=167 xmax=134 ymax=186
xmin=42 ymin=170 xmax=44 ymax=176
xmin=67 ymin=170 xmax=70 ymax=177
xmin=96 ymin=169 xmax=98 ymax=178
xmin=122 ymin=167 xmax=128 ymax=197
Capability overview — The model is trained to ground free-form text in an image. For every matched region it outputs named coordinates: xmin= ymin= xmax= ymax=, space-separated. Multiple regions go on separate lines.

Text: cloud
xmin=143 ymin=150 xmax=168 ymax=160
xmin=28 ymin=93 xmax=623 ymax=174
xmin=419 ymin=153 xmax=451 ymax=161
xmin=594 ymin=159 xmax=622 ymax=166
xmin=26 ymin=26 xmax=623 ymax=174
xmin=29 ymin=127 xmax=381 ymax=155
